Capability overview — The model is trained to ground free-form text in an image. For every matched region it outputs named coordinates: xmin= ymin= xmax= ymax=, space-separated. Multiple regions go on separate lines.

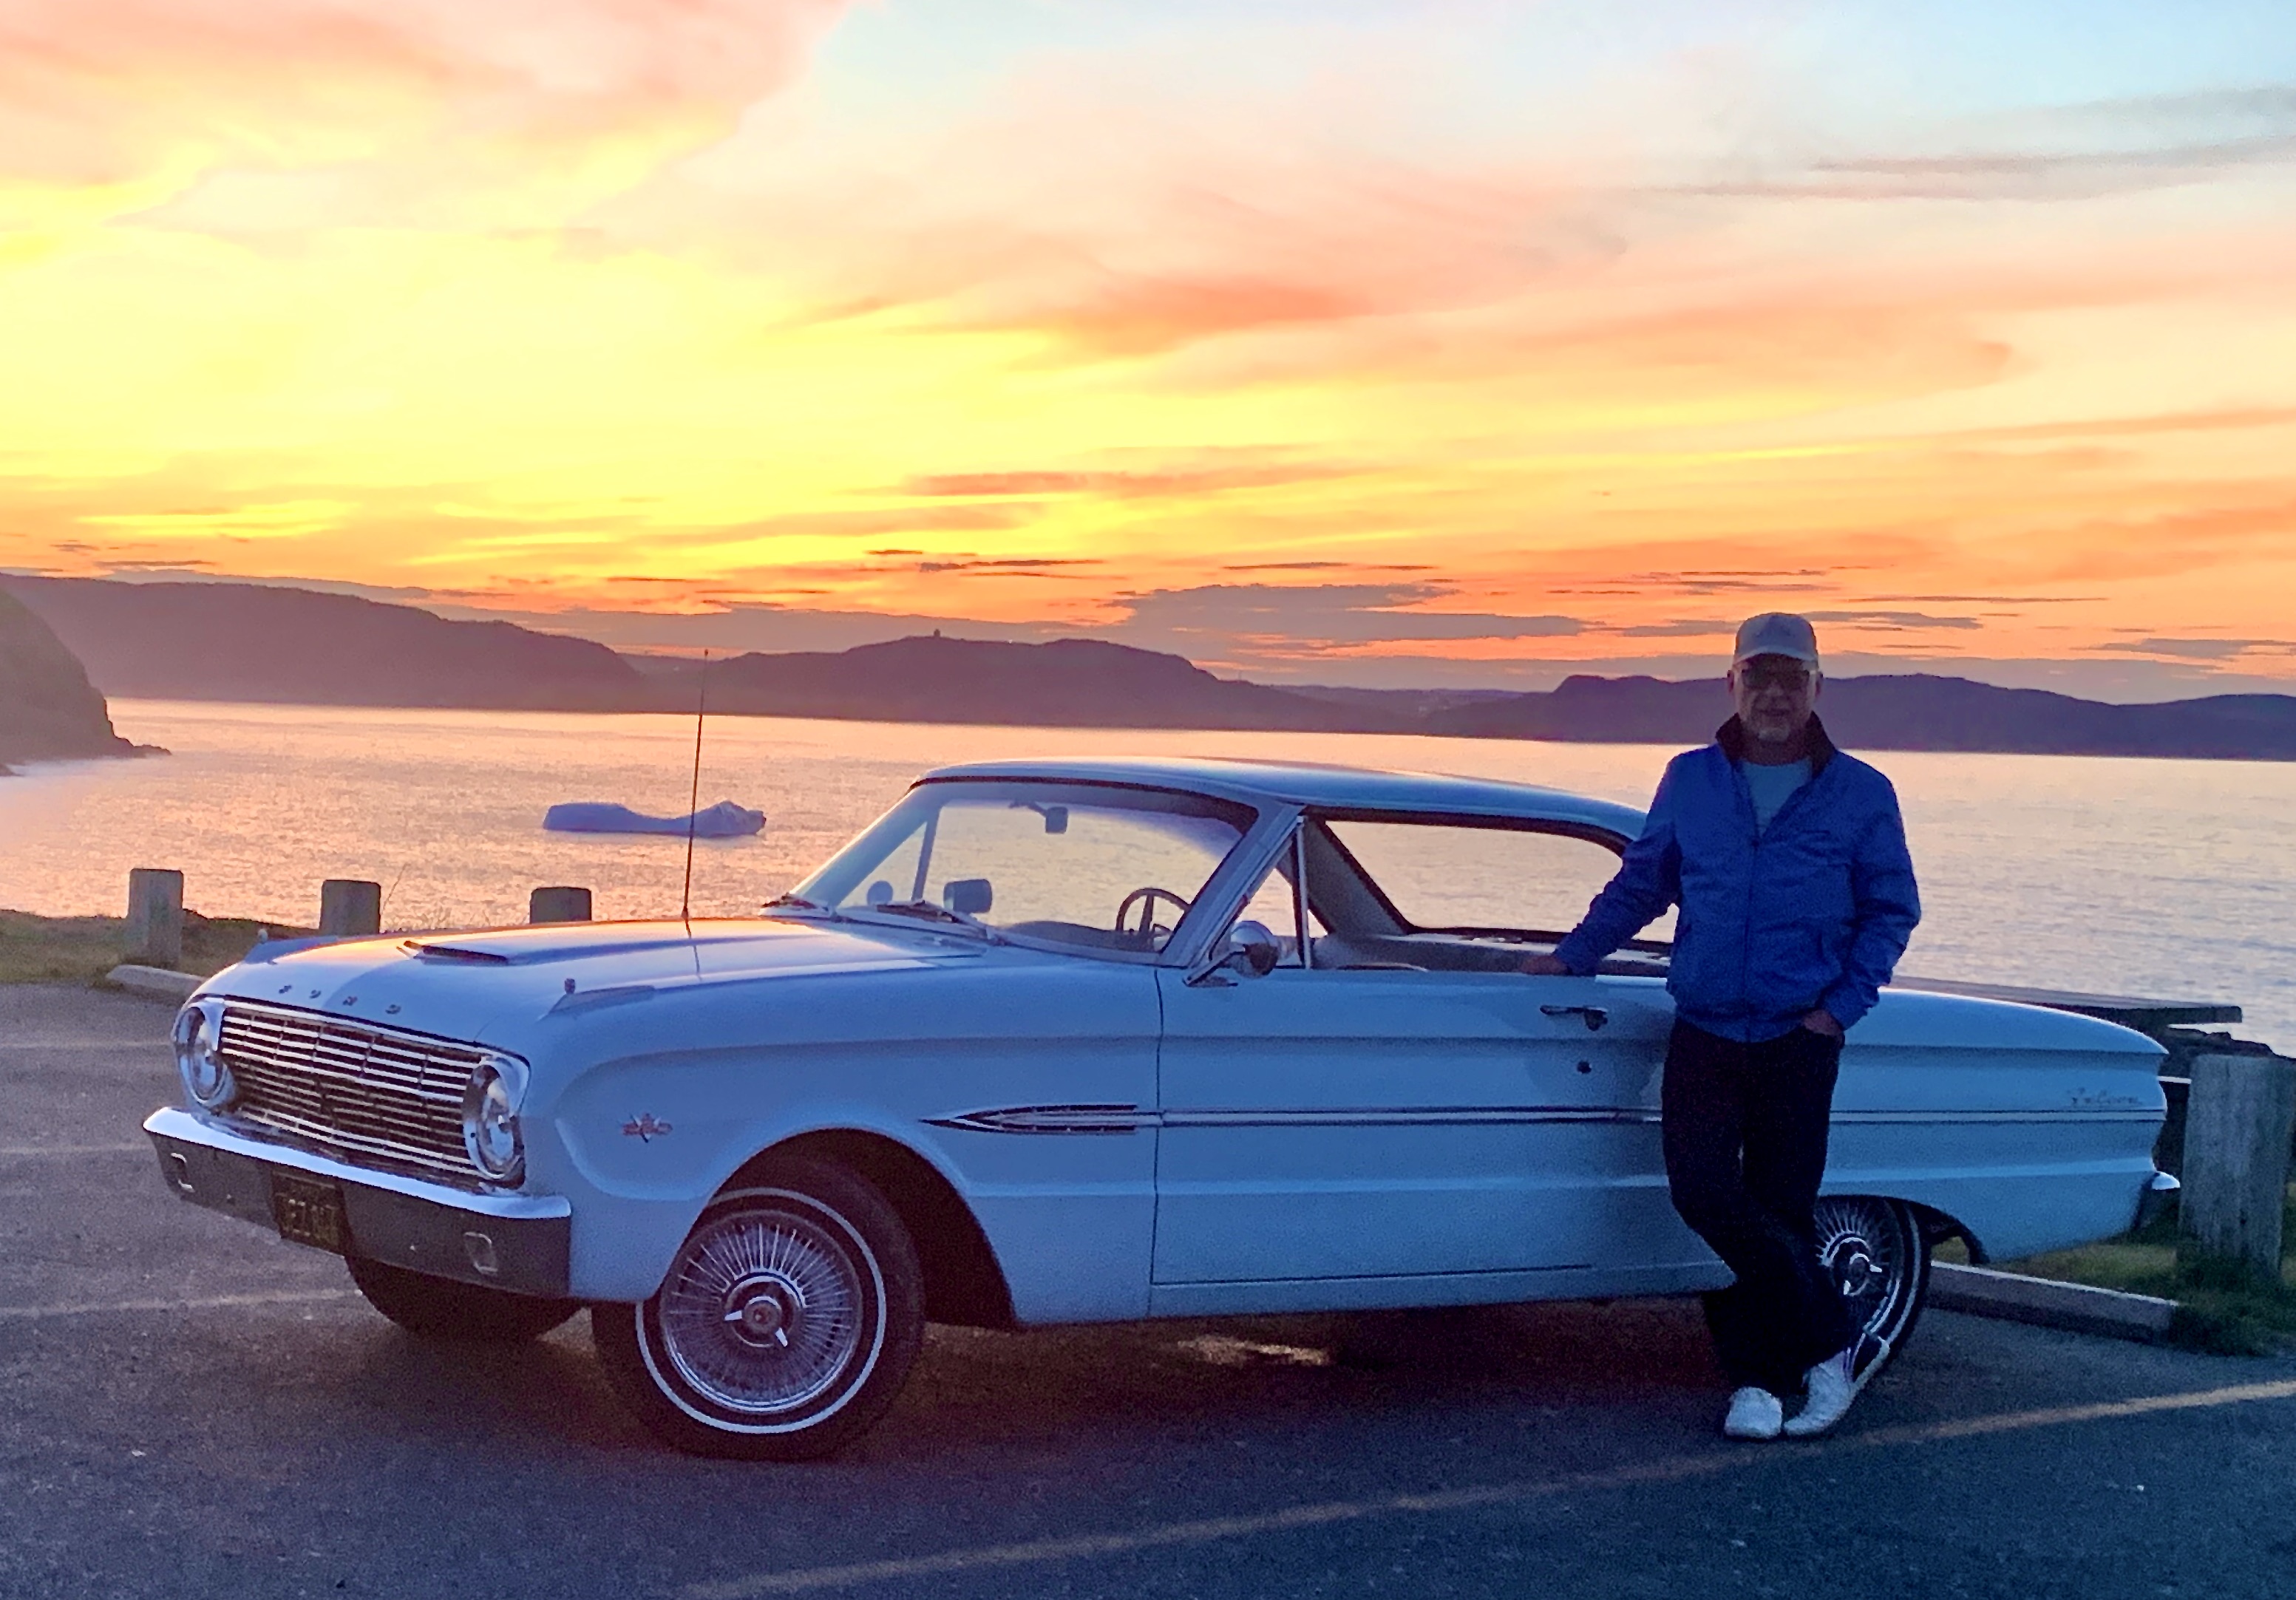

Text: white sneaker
xmin=1722 ymin=1386 xmax=1783 ymax=1440
xmin=1783 ymin=1335 xmax=1890 ymax=1437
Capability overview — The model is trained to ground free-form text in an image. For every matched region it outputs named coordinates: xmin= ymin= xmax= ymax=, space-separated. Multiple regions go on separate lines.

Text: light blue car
xmin=147 ymin=758 xmax=2171 ymax=1459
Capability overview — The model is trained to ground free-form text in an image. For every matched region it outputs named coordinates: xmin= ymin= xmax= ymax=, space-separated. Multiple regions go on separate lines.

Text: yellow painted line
xmin=0 ymin=1289 xmax=358 ymax=1321
xmin=0 ymin=1142 xmax=151 ymax=1157
xmin=682 ymin=1378 xmax=2296 ymax=1599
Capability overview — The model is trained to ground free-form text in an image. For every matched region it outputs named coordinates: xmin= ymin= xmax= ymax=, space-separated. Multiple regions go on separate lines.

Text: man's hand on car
xmin=1800 ymin=1008 xmax=1844 ymax=1038
xmin=1519 ymin=953 xmax=1572 ymax=976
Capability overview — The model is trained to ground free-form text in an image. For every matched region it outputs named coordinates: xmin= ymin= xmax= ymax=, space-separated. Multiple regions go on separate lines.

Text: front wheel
xmin=593 ymin=1158 xmax=924 ymax=1460
xmin=1816 ymin=1195 xmax=1929 ymax=1377
xmin=345 ymin=1254 xmax=580 ymax=1343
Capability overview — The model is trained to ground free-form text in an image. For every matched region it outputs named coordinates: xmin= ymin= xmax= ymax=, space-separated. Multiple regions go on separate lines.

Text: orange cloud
xmin=2 ymin=4 xmax=2294 ymax=687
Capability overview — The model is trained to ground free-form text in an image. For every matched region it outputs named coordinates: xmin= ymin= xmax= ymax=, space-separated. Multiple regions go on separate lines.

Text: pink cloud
xmin=0 ymin=0 xmax=850 ymax=205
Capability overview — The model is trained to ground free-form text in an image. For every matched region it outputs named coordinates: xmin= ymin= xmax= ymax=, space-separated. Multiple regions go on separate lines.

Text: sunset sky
xmin=4 ymin=1 xmax=2294 ymax=693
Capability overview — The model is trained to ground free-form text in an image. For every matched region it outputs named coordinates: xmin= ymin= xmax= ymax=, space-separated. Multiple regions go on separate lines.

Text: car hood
xmin=195 ymin=916 xmax=987 ymax=1046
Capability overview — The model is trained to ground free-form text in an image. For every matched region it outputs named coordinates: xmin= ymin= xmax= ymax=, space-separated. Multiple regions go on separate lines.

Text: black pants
xmin=1661 ymin=1018 xmax=1854 ymax=1395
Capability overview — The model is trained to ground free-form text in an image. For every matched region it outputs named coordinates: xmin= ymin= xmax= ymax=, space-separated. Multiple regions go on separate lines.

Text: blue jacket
xmin=1552 ymin=715 xmax=1920 ymax=1042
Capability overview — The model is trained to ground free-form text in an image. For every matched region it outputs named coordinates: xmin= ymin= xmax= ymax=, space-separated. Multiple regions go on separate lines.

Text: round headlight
xmin=461 ymin=1053 xmax=527 ymax=1184
xmin=171 ymin=999 xmax=234 ymax=1109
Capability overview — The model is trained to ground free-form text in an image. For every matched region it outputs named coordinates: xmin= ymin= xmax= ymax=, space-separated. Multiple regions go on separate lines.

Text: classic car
xmin=146 ymin=758 xmax=2174 ymax=1458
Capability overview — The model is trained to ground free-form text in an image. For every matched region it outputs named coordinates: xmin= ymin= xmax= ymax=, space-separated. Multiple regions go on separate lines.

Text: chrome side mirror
xmin=1186 ymin=920 xmax=1283 ymax=987
xmin=1223 ymin=920 xmax=1281 ymax=977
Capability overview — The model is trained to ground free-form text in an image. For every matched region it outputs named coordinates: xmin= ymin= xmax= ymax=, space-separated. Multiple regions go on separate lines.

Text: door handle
xmin=1541 ymin=1004 xmax=1609 ymax=1032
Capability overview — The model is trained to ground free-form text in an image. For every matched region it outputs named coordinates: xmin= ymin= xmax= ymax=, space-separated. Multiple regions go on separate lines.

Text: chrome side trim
xmin=1164 ymin=1106 xmax=1643 ymax=1128
xmin=1829 ymin=1109 xmax=2164 ymax=1126
xmin=925 ymin=1104 xmax=1154 ymax=1136
xmin=1165 ymin=1107 xmax=2164 ymax=1128
xmin=142 ymin=1107 xmax=568 ymax=1219
xmin=925 ymin=1103 xmax=2165 ymax=1136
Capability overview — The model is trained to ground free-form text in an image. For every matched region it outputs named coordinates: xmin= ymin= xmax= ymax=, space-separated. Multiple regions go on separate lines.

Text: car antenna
xmin=679 ymin=650 xmax=710 ymax=930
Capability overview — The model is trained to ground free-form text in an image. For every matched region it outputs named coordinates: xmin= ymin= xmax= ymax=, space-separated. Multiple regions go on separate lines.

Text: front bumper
xmin=144 ymin=1106 xmax=572 ymax=1298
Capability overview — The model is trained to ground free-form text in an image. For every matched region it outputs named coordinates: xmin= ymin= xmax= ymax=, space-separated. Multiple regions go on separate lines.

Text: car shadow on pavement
xmin=860 ymin=1298 xmax=1730 ymax=1465
xmin=58 ymin=1293 xmax=1733 ymax=1471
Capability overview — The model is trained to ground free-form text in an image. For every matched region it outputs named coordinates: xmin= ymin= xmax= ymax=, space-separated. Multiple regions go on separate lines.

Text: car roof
xmin=918 ymin=756 xmax=1647 ymax=837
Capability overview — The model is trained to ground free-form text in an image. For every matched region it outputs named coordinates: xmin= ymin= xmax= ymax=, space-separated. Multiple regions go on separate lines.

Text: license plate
xmin=269 ymin=1171 xmax=348 ymax=1254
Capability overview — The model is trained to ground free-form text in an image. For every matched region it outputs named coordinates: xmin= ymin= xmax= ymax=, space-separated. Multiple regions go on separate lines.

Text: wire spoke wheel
xmin=594 ymin=1159 xmax=925 ymax=1460
xmin=658 ymin=1206 xmax=866 ymax=1415
xmin=1814 ymin=1195 xmax=1929 ymax=1360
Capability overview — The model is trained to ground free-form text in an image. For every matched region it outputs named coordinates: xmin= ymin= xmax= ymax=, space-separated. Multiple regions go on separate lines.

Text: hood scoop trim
xmin=403 ymin=941 xmax=513 ymax=965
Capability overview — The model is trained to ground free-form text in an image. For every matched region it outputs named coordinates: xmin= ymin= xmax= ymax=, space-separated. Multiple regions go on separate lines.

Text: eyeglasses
xmin=1736 ymin=661 xmax=1814 ymax=691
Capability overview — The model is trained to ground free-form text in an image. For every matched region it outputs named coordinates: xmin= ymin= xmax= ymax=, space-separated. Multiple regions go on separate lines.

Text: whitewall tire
xmin=594 ymin=1158 xmax=924 ymax=1460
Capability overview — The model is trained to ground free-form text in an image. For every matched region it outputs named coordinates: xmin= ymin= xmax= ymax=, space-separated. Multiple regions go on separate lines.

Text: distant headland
xmin=5 ymin=575 xmax=2292 ymax=762
xmin=0 ymin=588 xmax=144 ymax=774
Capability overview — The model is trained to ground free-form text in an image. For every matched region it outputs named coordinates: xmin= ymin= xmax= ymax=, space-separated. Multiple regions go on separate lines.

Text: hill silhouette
xmin=1427 ymin=673 xmax=2296 ymax=760
xmin=3 ymin=577 xmax=2291 ymax=758
xmin=1 ymin=576 xmax=645 ymax=710
xmin=657 ymin=635 xmax=1377 ymax=731
xmin=0 ymin=589 xmax=138 ymax=771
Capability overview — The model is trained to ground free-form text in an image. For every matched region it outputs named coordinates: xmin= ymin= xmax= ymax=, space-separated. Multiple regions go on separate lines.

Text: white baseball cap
xmin=1732 ymin=612 xmax=1820 ymax=670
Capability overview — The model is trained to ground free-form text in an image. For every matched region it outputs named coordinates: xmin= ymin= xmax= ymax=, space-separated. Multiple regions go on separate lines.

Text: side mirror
xmin=1223 ymin=920 xmax=1281 ymax=977
xmin=943 ymin=878 xmax=994 ymax=916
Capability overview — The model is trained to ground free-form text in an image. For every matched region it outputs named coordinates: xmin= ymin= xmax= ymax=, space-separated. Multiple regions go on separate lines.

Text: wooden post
xmin=529 ymin=886 xmax=593 ymax=925
xmin=319 ymin=879 xmax=382 ymax=936
xmin=2179 ymin=1050 xmax=2296 ymax=1284
xmin=124 ymin=868 xmax=184 ymax=968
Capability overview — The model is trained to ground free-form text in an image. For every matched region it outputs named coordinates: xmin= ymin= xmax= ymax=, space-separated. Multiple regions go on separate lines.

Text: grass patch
xmin=0 ymin=908 xmax=308 ymax=984
xmin=1993 ymin=1189 xmax=2296 ymax=1355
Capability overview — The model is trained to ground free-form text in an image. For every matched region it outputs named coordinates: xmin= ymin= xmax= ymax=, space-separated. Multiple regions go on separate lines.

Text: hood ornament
xmin=622 ymin=1114 xmax=674 ymax=1143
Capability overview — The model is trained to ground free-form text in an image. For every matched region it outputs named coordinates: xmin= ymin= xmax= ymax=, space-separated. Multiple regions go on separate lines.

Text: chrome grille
xmin=219 ymin=1002 xmax=481 ymax=1182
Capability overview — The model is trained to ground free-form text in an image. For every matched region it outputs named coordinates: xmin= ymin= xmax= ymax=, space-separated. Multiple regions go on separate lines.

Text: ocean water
xmin=2 ymin=699 xmax=2289 ymax=1052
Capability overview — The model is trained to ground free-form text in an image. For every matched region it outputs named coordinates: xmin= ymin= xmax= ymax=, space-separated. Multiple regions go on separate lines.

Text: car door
xmin=1150 ymin=811 xmax=1683 ymax=1290
xmin=1153 ymin=961 xmax=1668 ymax=1286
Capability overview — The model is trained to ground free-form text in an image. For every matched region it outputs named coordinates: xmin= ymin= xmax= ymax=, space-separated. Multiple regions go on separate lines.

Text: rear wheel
xmin=345 ymin=1254 xmax=580 ymax=1343
xmin=1816 ymin=1195 xmax=1929 ymax=1375
xmin=593 ymin=1158 xmax=924 ymax=1460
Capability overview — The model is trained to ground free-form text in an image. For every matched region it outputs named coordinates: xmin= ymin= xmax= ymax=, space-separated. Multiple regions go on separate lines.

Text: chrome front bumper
xmin=144 ymin=1106 xmax=572 ymax=1298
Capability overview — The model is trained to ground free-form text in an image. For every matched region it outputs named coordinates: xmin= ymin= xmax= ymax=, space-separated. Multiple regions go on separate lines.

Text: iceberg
xmin=543 ymin=800 xmax=765 ymax=838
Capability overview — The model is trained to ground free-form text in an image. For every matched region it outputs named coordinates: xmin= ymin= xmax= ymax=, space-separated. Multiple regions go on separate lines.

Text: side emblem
xmin=622 ymin=1113 xmax=674 ymax=1143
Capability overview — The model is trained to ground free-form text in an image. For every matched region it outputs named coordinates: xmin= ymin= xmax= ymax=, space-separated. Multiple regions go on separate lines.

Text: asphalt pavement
xmin=5 ymin=981 xmax=2295 ymax=1600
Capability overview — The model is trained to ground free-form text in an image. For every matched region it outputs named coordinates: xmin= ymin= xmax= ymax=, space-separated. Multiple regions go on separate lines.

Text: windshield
xmin=790 ymin=780 xmax=1259 ymax=956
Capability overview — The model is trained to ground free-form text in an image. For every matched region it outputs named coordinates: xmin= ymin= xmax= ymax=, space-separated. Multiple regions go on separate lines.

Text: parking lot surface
xmin=6 ymin=982 xmax=2295 ymax=1600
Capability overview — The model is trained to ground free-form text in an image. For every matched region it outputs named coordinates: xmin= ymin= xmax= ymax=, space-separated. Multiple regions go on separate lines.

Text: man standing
xmin=1522 ymin=614 xmax=1920 ymax=1440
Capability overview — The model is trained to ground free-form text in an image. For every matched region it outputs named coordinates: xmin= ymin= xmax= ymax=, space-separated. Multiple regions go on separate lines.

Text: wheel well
xmin=1910 ymin=1201 xmax=1987 ymax=1265
xmin=741 ymin=1131 xmax=1017 ymax=1330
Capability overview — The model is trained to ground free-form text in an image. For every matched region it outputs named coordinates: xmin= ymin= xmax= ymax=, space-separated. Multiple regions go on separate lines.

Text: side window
xmin=1320 ymin=817 xmax=1677 ymax=944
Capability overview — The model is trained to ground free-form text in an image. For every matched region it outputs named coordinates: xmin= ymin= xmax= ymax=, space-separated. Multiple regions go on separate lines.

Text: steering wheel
xmin=1114 ymin=886 xmax=1193 ymax=942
